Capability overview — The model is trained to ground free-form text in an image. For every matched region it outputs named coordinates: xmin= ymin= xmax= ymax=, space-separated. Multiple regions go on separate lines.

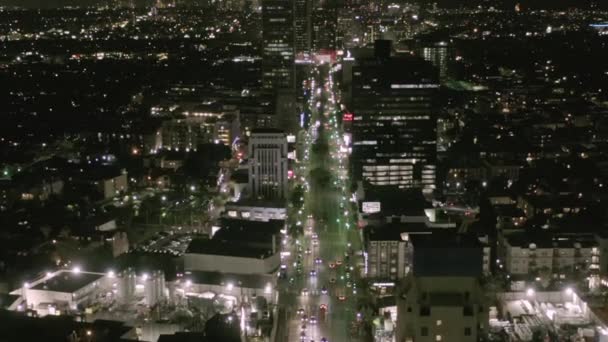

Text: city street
xmin=276 ymin=63 xmax=365 ymax=342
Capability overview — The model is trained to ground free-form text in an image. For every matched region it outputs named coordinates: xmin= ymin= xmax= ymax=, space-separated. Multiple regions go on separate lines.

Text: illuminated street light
xmin=526 ymin=288 xmax=535 ymax=297
xmin=72 ymin=266 xmax=81 ymax=274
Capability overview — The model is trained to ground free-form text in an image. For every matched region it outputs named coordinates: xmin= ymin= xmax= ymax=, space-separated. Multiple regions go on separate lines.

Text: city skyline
xmin=0 ymin=0 xmax=607 ymax=341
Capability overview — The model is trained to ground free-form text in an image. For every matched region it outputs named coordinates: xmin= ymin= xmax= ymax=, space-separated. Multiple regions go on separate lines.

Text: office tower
xmin=419 ymin=42 xmax=454 ymax=82
xmin=262 ymin=0 xmax=295 ymax=91
xmin=312 ymin=6 xmax=337 ymax=53
xmin=351 ymin=40 xmax=438 ymax=191
xmin=294 ymin=0 xmax=311 ymax=57
xmin=248 ymin=129 xmax=289 ymax=200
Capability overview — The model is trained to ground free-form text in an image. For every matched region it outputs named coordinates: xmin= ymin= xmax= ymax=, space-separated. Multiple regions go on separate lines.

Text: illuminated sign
xmin=343 ymin=113 xmax=354 ymax=121
xmin=372 ymin=282 xmax=395 ymax=287
xmin=288 ymin=170 xmax=294 ymax=179
xmin=286 ymin=134 xmax=296 ymax=143
xmin=362 ymin=202 xmax=381 ymax=213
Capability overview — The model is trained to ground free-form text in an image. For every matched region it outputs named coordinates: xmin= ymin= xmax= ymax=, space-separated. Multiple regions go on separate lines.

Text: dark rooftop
xmin=186 ymin=239 xmax=274 ymax=259
xmin=31 ymin=271 xmax=104 ymax=293
xmin=505 ymin=232 xmax=598 ymax=248
xmin=218 ymin=217 xmax=283 ymax=235
xmin=360 ymin=186 xmax=431 ymax=216
xmin=412 ymin=232 xmax=484 ymax=277
xmin=158 ymin=332 xmax=208 ymax=342
xmin=366 ymin=222 xmax=436 ymax=242
xmin=0 ymin=311 xmax=134 ymax=342
xmin=250 ymin=128 xmax=284 ymax=134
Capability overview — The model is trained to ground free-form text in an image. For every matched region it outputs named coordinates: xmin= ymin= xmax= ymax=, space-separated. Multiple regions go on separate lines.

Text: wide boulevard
xmin=275 ymin=62 xmax=365 ymax=342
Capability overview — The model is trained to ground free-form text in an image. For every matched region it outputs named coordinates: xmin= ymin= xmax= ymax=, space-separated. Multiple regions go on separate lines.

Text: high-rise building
xmin=294 ymin=0 xmax=311 ymax=57
xmin=417 ymin=42 xmax=454 ymax=82
xmin=351 ymin=40 xmax=439 ymax=191
xmin=262 ymin=0 xmax=295 ymax=91
xmin=312 ymin=6 xmax=337 ymax=52
xmin=248 ymin=129 xmax=289 ymax=200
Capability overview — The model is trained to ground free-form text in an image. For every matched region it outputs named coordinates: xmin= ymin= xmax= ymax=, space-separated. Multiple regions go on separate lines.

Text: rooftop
xmin=0 ymin=311 xmax=134 ymax=342
xmin=186 ymin=270 xmax=274 ymax=289
xmin=250 ymin=128 xmax=284 ymax=134
xmin=366 ymin=222 xmax=436 ymax=241
xmin=31 ymin=271 xmax=105 ymax=293
xmin=360 ymin=187 xmax=431 ymax=216
xmin=505 ymin=232 xmax=598 ymax=248
xmin=185 ymin=239 xmax=274 ymax=259
xmin=225 ymin=198 xmax=286 ymax=209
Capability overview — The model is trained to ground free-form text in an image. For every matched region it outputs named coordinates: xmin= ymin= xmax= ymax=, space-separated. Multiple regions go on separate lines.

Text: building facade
xmin=351 ymin=41 xmax=439 ymax=191
xmin=501 ymin=234 xmax=600 ymax=277
xmin=248 ymin=129 xmax=288 ymax=200
xmin=262 ymin=0 xmax=295 ymax=91
xmin=398 ymin=277 xmax=488 ymax=342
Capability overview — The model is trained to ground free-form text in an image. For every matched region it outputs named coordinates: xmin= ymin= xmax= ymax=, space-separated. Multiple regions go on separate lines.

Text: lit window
xmin=436 ymin=335 xmax=442 ymax=341
xmin=436 ymin=320 xmax=442 ymax=326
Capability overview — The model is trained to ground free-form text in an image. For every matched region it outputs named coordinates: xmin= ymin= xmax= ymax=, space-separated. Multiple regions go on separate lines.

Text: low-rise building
xmin=397 ymin=233 xmax=488 ymax=342
xmin=184 ymin=239 xmax=279 ymax=275
xmin=365 ymin=226 xmax=491 ymax=280
xmin=223 ymin=199 xmax=287 ymax=222
xmin=185 ymin=218 xmax=282 ymax=275
xmin=500 ymin=233 xmax=600 ymax=279
xmin=11 ymin=270 xmax=110 ymax=314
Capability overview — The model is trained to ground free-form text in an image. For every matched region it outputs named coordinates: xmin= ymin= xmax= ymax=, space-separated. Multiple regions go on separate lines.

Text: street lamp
xmin=526 ymin=288 xmax=535 ymax=297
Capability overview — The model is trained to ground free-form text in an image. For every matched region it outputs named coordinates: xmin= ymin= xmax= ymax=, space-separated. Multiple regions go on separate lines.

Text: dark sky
xmin=0 ymin=0 xmax=104 ymax=7
xmin=0 ymin=0 xmax=605 ymax=11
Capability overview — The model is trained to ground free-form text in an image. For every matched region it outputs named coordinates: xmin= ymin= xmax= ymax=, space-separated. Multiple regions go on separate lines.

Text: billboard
xmin=362 ymin=202 xmax=381 ymax=214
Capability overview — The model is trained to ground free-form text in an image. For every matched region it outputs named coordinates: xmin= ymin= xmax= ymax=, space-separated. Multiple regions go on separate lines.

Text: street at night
xmin=1 ymin=1 xmax=608 ymax=342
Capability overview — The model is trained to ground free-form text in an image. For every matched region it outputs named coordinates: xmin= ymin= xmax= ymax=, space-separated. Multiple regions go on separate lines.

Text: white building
xmin=224 ymin=199 xmax=287 ymax=222
xmin=248 ymin=129 xmax=288 ymax=200
xmin=10 ymin=270 xmax=110 ymax=315
xmin=501 ymin=234 xmax=600 ymax=277
xmin=184 ymin=239 xmax=280 ymax=275
xmin=90 ymin=172 xmax=128 ymax=199
xmin=173 ymin=271 xmax=277 ymax=307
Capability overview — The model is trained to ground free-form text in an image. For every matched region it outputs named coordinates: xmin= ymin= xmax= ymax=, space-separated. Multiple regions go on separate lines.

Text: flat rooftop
xmin=225 ymin=198 xmax=286 ymax=209
xmin=31 ymin=271 xmax=104 ymax=293
xmin=186 ymin=239 xmax=274 ymax=259
xmin=187 ymin=270 xmax=274 ymax=289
